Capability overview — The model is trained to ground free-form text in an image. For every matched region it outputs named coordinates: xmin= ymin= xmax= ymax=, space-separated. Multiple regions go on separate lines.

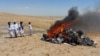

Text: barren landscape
xmin=0 ymin=13 xmax=100 ymax=56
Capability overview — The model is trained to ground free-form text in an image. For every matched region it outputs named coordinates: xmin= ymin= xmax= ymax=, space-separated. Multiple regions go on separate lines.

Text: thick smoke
xmin=63 ymin=7 xmax=79 ymax=22
xmin=49 ymin=7 xmax=100 ymax=33
xmin=73 ymin=7 xmax=100 ymax=33
xmin=49 ymin=7 xmax=79 ymax=30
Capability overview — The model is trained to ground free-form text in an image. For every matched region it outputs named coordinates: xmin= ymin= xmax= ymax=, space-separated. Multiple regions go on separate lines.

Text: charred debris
xmin=41 ymin=7 xmax=97 ymax=47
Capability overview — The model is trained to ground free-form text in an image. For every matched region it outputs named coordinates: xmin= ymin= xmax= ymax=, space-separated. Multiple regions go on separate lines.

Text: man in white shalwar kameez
xmin=28 ymin=22 xmax=33 ymax=36
xmin=8 ymin=22 xmax=14 ymax=38
xmin=19 ymin=21 xmax=24 ymax=37
xmin=13 ymin=22 xmax=19 ymax=37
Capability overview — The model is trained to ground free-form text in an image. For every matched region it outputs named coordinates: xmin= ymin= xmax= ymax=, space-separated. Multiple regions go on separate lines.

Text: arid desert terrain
xmin=0 ymin=13 xmax=100 ymax=56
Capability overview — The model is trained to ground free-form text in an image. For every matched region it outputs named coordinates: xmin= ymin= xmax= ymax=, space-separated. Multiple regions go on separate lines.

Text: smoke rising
xmin=73 ymin=7 xmax=100 ymax=33
xmin=48 ymin=6 xmax=100 ymax=33
xmin=49 ymin=7 xmax=79 ymax=30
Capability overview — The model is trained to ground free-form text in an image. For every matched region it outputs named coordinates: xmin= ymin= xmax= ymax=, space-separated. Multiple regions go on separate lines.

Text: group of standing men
xmin=8 ymin=21 xmax=33 ymax=38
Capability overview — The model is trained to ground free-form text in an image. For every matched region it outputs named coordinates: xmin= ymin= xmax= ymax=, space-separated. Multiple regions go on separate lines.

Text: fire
xmin=41 ymin=7 xmax=96 ymax=47
xmin=47 ymin=21 xmax=75 ymax=38
xmin=46 ymin=7 xmax=79 ymax=38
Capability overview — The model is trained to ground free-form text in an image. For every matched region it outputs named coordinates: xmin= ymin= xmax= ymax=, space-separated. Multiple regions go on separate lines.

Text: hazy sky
xmin=0 ymin=0 xmax=99 ymax=16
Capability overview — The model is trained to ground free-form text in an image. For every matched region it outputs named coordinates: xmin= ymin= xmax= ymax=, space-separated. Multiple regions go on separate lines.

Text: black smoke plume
xmin=48 ymin=7 xmax=79 ymax=30
xmin=73 ymin=7 xmax=100 ymax=33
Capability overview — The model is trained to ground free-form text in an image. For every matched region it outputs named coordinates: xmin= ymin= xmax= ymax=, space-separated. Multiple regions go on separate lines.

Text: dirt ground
xmin=0 ymin=13 xmax=100 ymax=56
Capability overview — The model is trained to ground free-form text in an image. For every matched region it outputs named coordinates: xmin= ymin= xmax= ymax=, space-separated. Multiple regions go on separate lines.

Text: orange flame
xmin=47 ymin=21 xmax=75 ymax=38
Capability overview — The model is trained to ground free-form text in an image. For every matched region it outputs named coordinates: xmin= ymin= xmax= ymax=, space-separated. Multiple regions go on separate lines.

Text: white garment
xmin=19 ymin=24 xmax=24 ymax=34
xmin=10 ymin=24 xmax=15 ymax=30
xmin=28 ymin=24 xmax=33 ymax=30
xmin=28 ymin=24 xmax=33 ymax=34
xmin=14 ymin=23 xmax=19 ymax=34
xmin=20 ymin=29 xmax=24 ymax=34
xmin=14 ymin=23 xmax=19 ymax=30
xmin=8 ymin=24 xmax=14 ymax=37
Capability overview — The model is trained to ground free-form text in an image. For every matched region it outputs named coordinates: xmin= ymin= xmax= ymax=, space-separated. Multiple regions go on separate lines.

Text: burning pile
xmin=41 ymin=7 xmax=96 ymax=46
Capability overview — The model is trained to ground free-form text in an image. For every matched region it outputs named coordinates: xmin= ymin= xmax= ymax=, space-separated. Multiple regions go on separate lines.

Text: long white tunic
xmin=19 ymin=24 xmax=24 ymax=34
xmin=8 ymin=24 xmax=14 ymax=37
xmin=28 ymin=24 xmax=33 ymax=30
xmin=28 ymin=24 xmax=33 ymax=34
xmin=14 ymin=23 xmax=19 ymax=34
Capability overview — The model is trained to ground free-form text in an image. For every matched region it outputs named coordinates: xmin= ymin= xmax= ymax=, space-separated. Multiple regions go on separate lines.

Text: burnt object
xmin=42 ymin=28 xmax=96 ymax=46
xmin=41 ymin=7 xmax=96 ymax=47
